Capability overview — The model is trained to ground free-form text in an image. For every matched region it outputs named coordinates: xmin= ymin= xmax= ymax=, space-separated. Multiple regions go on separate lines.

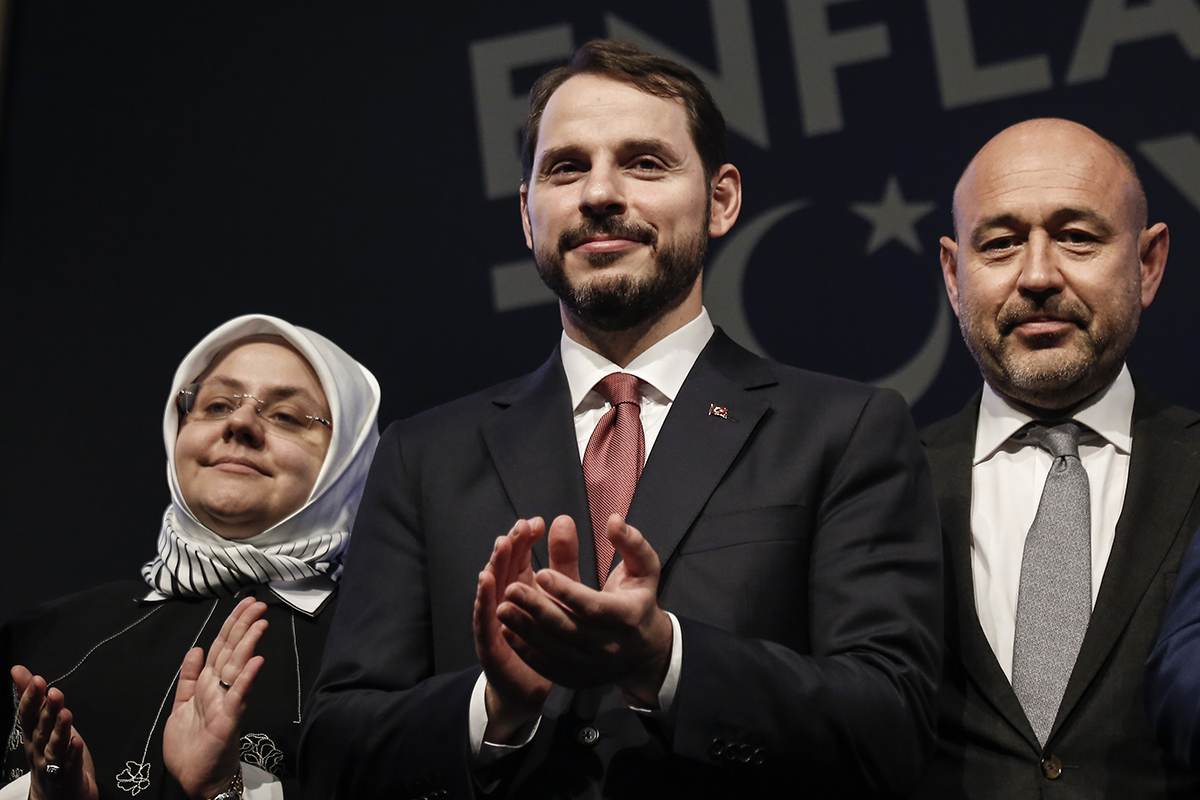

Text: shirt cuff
xmin=469 ymin=670 xmax=542 ymax=766
xmin=659 ymin=610 xmax=683 ymax=712
xmin=241 ymin=762 xmax=284 ymax=799
xmin=466 ymin=611 xmax=681 ymax=760
xmin=625 ymin=610 xmax=683 ymax=714
xmin=0 ymin=772 xmax=28 ymax=800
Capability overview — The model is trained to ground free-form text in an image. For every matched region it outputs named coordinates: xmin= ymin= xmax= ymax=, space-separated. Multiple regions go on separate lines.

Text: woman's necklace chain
xmin=113 ymin=600 xmax=219 ymax=797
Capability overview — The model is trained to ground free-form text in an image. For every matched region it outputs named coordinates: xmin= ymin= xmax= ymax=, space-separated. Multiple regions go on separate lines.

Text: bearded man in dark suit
xmin=301 ymin=39 xmax=942 ymax=800
xmin=912 ymin=118 xmax=1200 ymax=798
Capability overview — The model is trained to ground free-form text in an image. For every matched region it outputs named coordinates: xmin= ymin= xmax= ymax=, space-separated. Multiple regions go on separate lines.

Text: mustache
xmin=559 ymin=218 xmax=657 ymax=251
xmin=997 ymin=297 xmax=1089 ymax=335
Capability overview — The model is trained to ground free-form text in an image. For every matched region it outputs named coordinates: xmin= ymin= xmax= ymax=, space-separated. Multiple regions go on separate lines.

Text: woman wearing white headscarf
xmin=1 ymin=314 xmax=380 ymax=800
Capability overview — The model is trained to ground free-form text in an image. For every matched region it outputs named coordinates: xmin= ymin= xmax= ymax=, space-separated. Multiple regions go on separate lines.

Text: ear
xmin=1138 ymin=222 xmax=1169 ymax=309
xmin=940 ymin=236 xmax=962 ymax=318
xmin=520 ymin=183 xmax=534 ymax=250
xmin=708 ymin=164 xmax=742 ymax=238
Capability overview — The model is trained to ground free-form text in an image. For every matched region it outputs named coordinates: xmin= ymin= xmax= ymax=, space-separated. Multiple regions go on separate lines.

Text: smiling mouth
xmin=210 ymin=457 xmax=269 ymax=476
xmin=999 ymin=302 xmax=1087 ymax=337
xmin=561 ymin=220 xmax=656 ymax=254
xmin=1011 ymin=317 xmax=1078 ymax=335
xmin=573 ymin=237 xmax=643 ymax=253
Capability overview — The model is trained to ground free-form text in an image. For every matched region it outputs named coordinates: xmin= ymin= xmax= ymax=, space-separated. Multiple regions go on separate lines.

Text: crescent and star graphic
xmin=705 ymin=175 xmax=947 ymax=405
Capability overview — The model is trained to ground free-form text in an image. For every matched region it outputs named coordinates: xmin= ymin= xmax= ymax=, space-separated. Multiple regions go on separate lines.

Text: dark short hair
xmin=521 ymin=39 xmax=728 ymax=185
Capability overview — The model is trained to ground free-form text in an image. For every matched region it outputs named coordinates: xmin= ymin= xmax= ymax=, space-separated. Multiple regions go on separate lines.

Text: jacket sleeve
xmin=299 ymin=421 xmax=479 ymax=800
xmin=1146 ymin=521 xmax=1200 ymax=768
xmin=669 ymin=388 xmax=943 ymax=797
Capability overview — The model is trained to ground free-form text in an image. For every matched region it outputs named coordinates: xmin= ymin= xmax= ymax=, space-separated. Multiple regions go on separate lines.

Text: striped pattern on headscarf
xmin=141 ymin=506 xmax=347 ymax=597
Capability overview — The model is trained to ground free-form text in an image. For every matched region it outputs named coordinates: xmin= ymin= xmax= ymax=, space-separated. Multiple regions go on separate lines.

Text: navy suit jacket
xmin=1147 ymin=504 xmax=1200 ymax=767
xmin=300 ymin=330 xmax=943 ymax=799
xmin=913 ymin=387 xmax=1200 ymax=799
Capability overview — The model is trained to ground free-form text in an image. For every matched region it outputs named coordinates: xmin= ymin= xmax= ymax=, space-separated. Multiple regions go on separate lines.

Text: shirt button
xmin=577 ymin=726 xmax=600 ymax=746
xmin=1041 ymin=755 xmax=1062 ymax=779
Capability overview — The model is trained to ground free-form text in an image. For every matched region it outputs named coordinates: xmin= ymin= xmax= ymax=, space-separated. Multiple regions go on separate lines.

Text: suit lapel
xmin=1055 ymin=390 xmax=1200 ymax=729
xmin=923 ymin=395 xmax=1041 ymax=750
xmin=928 ymin=385 xmax=1200 ymax=749
xmin=481 ymin=352 xmax=593 ymax=582
xmin=626 ymin=330 xmax=773 ymax=576
xmin=480 ymin=331 xmax=779 ymax=588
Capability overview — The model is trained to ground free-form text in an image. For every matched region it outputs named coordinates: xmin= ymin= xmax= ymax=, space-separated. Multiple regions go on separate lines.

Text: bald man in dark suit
xmin=913 ymin=118 xmax=1200 ymax=799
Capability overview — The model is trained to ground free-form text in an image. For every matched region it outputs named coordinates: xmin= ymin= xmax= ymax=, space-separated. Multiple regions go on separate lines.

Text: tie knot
xmin=595 ymin=372 xmax=641 ymax=407
xmin=1023 ymin=420 xmax=1084 ymax=460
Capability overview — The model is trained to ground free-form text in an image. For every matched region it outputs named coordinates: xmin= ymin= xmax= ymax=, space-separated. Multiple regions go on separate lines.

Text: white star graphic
xmin=850 ymin=175 xmax=937 ymax=255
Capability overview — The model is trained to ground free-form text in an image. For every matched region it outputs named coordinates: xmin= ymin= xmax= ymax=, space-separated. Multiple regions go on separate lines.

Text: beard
xmin=534 ymin=216 xmax=708 ymax=333
xmin=959 ymin=287 xmax=1139 ymax=410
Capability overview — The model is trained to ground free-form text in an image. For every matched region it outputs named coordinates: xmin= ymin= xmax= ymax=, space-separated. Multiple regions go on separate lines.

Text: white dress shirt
xmin=468 ymin=308 xmax=715 ymax=758
xmin=970 ymin=366 xmax=1135 ymax=680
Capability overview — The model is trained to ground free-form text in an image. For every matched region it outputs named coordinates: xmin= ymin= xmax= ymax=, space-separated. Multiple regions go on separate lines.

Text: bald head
xmin=952 ymin=119 xmax=1148 ymax=242
xmin=939 ymin=117 xmax=1169 ymax=413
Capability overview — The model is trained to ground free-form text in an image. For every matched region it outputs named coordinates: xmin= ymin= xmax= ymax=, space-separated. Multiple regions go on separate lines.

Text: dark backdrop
xmin=4 ymin=0 xmax=1200 ymax=624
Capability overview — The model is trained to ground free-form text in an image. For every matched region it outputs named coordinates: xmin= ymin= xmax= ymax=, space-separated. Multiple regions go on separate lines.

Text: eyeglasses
xmin=177 ymin=382 xmax=332 ymax=439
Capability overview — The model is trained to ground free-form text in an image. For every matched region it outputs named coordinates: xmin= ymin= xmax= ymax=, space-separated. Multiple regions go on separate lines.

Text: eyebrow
xmin=536 ymin=138 xmax=681 ymax=174
xmin=620 ymin=138 xmax=679 ymax=159
xmin=1046 ymin=207 xmax=1116 ymax=236
xmin=205 ymin=376 xmax=319 ymax=405
xmin=535 ymin=146 xmax=578 ymax=174
xmin=969 ymin=207 xmax=1116 ymax=248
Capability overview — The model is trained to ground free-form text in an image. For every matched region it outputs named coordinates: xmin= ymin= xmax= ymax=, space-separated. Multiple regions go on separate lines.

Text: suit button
xmin=577 ymin=726 xmax=600 ymax=746
xmin=752 ymin=747 xmax=766 ymax=766
xmin=709 ymin=738 xmax=726 ymax=759
xmin=1041 ymin=755 xmax=1062 ymax=779
xmin=738 ymin=744 xmax=754 ymax=763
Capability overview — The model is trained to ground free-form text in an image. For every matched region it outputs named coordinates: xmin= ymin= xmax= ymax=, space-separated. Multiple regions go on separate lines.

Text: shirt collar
xmin=974 ymin=364 xmax=1135 ymax=465
xmin=140 ymin=575 xmax=336 ymax=617
xmin=560 ymin=307 xmax=715 ymax=411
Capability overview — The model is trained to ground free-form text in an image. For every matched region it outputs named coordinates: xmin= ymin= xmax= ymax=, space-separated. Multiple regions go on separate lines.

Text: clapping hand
xmin=163 ymin=598 xmax=267 ymax=800
xmin=474 ymin=518 xmax=553 ymax=743
xmin=499 ymin=514 xmax=673 ymax=707
xmin=12 ymin=665 xmax=98 ymax=800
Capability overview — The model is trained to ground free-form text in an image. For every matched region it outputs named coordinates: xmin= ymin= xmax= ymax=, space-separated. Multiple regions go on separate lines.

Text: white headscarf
xmin=141 ymin=314 xmax=381 ymax=607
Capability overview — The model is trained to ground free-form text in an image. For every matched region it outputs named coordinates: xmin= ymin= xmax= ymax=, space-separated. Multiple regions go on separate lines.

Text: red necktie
xmin=582 ymin=373 xmax=645 ymax=586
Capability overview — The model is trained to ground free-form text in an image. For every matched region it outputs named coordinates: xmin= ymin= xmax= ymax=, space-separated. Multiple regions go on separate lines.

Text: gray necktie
xmin=1011 ymin=421 xmax=1092 ymax=748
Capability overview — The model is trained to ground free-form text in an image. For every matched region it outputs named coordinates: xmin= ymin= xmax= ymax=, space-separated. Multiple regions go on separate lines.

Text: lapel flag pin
xmin=708 ymin=404 xmax=730 ymax=419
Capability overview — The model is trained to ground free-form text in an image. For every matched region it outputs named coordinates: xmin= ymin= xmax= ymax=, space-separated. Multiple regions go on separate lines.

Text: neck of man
xmin=562 ymin=279 xmax=704 ymax=368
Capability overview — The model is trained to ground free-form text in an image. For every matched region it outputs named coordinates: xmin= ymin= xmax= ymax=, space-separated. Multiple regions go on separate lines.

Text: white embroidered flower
xmin=116 ymin=760 xmax=151 ymax=796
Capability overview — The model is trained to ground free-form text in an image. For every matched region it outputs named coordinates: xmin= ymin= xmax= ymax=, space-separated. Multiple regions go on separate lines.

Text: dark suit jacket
xmin=913 ymin=387 xmax=1200 ymax=799
xmin=1146 ymin=504 xmax=1200 ymax=767
xmin=300 ymin=330 xmax=943 ymax=800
